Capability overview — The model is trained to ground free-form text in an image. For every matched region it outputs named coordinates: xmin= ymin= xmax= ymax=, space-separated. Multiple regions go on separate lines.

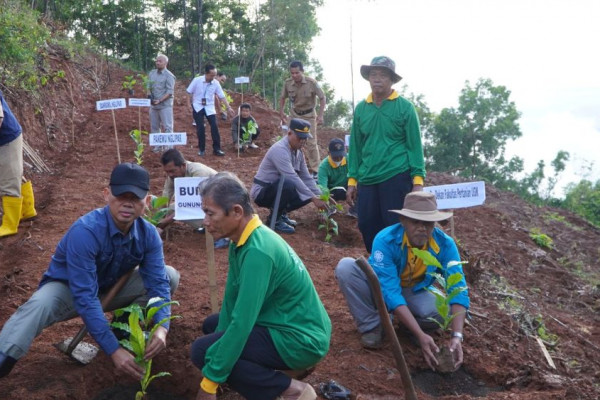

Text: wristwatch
xmin=451 ymin=331 xmax=464 ymax=342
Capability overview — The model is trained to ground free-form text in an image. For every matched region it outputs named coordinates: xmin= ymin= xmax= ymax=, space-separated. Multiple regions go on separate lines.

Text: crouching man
xmin=0 ymin=163 xmax=180 ymax=380
xmin=191 ymin=172 xmax=331 ymax=400
xmin=335 ymin=191 xmax=469 ymax=371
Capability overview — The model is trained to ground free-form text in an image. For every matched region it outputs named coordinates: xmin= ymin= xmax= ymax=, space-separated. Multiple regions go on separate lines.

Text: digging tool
xmin=355 ymin=256 xmax=418 ymax=400
xmin=54 ymin=270 xmax=133 ymax=364
xmin=269 ymin=177 xmax=286 ymax=230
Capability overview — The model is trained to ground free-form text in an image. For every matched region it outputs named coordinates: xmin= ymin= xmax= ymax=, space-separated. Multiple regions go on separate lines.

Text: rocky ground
xmin=0 ymin=50 xmax=599 ymax=399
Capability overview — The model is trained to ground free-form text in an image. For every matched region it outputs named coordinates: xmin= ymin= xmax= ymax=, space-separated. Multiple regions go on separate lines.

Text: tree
xmin=427 ymin=78 xmax=522 ymax=184
xmin=562 ymin=179 xmax=600 ymax=226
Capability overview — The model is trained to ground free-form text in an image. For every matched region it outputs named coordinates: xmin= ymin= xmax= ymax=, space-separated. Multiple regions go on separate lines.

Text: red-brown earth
xmin=1 ymin=49 xmax=599 ymax=399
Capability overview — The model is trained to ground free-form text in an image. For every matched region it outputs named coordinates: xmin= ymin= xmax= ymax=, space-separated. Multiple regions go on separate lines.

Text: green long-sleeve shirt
xmin=348 ymin=90 xmax=425 ymax=185
xmin=202 ymin=216 xmax=331 ymax=383
xmin=317 ymin=156 xmax=348 ymax=190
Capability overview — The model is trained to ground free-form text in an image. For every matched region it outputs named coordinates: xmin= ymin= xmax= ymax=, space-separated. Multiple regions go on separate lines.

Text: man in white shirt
xmin=187 ymin=64 xmax=233 ymax=157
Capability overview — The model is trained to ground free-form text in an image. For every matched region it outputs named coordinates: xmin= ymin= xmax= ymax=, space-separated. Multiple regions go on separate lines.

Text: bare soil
xmin=1 ymin=51 xmax=599 ymax=399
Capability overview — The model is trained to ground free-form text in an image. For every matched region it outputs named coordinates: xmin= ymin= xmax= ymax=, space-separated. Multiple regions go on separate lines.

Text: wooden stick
xmin=535 ymin=336 xmax=556 ymax=369
xmin=355 ymin=257 xmax=418 ymax=400
xmin=111 ymin=108 xmax=121 ymax=163
xmin=205 ymin=231 xmax=218 ymax=313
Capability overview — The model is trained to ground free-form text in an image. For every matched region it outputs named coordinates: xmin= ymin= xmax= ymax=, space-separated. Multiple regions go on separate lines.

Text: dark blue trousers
xmin=357 ymin=171 xmax=413 ymax=253
xmin=254 ymin=178 xmax=311 ymax=218
xmin=190 ymin=314 xmax=291 ymax=400
xmin=193 ymin=108 xmax=221 ymax=152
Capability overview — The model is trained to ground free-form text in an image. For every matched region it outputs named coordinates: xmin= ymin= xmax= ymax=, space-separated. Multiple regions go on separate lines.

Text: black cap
xmin=289 ymin=118 xmax=313 ymax=139
xmin=328 ymin=138 xmax=346 ymax=158
xmin=109 ymin=163 xmax=150 ymax=199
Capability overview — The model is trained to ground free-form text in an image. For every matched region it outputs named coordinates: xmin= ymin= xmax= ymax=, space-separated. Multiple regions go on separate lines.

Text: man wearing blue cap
xmin=0 ymin=163 xmax=180 ymax=380
xmin=250 ymin=118 xmax=329 ymax=234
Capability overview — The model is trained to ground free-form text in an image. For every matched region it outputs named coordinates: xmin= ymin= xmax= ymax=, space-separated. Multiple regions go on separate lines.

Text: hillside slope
xmin=0 ymin=51 xmax=599 ymax=400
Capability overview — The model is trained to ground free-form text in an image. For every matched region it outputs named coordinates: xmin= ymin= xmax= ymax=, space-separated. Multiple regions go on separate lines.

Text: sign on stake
xmin=96 ymin=98 xmax=127 ymax=163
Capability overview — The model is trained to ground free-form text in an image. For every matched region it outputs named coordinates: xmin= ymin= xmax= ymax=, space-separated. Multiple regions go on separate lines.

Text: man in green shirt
xmin=317 ymin=138 xmax=357 ymax=218
xmin=191 ymin=172 xmax=331 ymax=400
xmin=347 ymin=56 xmax=426 ymax=253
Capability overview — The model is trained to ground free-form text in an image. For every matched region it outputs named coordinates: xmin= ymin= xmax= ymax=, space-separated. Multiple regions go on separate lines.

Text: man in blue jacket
xmin=0 ymin=163 xmax=180 ymax=380
xmin=335 ymin=191 xmax=469 ymax=371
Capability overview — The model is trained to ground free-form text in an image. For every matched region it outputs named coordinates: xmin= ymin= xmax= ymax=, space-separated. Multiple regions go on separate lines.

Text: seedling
xmin=122 ymin=75 xmax=137 ymax=95
xmin=239 ymin=119 xmax=258 ymax=149
xmin=144 ymin=195 xmax=170 ymax=226
xmin=529 ymin=228 xmax=553 ymax=249
xmin=111 ymin=297 xmax=181 ymax=400
xmin=129 ymin=129 xmax=149 ymax=165
xmin=317 ymin=186 xmax=343 ymax=242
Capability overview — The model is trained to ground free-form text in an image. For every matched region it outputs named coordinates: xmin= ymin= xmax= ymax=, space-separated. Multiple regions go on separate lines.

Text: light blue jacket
xmin=368 ymin=223 xmax=470 ymax=312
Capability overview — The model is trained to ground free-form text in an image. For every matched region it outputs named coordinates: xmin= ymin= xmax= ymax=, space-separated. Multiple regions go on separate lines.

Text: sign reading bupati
xmin=174 ymin=177 xmax=206 ymax=220
xmin=149 ymin=132 xmax=187 ymax=146
xmin=424 ymin=181 xmax=486 ymax=210
xmin=129 ymin=98 xmax=152 ymax=107
xmin=96 ymin=98 xmax=126 ymax=111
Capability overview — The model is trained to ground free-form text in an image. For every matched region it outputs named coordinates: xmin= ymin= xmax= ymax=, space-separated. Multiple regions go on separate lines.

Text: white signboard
xmin=174 ymin=177 xmax=206 ymax=220
xmin=424 ymin=181 xmax=486 ymax=210
xmin=96 ymin=98 xmax=126 ymax=111
xmin=149 ymin=132 xmax=187 ymax=146
xmin=235 ymin=76 xmax=250 ymax=84
xmin=129 ymin=98 xmax=151 ymax=107
xmin=345 ymin=134 xmax=350 ymax=147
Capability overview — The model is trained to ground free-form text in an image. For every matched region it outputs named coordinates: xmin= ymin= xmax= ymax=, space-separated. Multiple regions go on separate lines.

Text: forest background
xmin=1 ymin=0 xmax=598 ymax=226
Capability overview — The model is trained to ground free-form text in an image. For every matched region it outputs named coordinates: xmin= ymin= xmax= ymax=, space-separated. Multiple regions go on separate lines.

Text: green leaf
xmin=412 ymin=248 xmax=442 ymax=269
xmin=447 ymin=272 xmax=464 ymax=288
xmin=128 ymin=310 xmax=145 ymax=358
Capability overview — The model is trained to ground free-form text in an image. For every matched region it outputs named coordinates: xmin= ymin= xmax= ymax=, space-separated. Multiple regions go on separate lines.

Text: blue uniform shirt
xmin=41 ymin=206 xmax=172 ymax=355
xmin=0 ymin=92 xmax=22 ymax=146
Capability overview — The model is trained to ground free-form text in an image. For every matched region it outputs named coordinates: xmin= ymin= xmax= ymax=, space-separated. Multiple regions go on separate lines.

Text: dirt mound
xmin=1 ymin=51 xmax=599 ymax=399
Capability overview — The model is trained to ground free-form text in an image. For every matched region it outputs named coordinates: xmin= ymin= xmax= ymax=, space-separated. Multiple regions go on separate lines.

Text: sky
xmin=312 ymin=0 xmax=600 ymax=197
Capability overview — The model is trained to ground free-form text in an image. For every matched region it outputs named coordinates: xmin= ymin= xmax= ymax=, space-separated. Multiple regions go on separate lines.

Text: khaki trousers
xmin=0 ymin=134 xmax=23 ymax=197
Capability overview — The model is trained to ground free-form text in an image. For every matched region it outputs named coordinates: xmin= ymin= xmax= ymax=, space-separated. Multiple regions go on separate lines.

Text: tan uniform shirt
xmin=281 ymin=76 xmax=325 ymax=118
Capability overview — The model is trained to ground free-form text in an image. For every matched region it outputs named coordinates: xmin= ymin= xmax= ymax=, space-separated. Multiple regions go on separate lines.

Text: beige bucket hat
xmin=390 ymin=191 xmax=452 ymax=222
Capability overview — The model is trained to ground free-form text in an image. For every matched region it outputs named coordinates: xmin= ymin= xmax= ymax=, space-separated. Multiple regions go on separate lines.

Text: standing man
xmin=187 ymin=64 xmax=234 ymax=157
xmin=215 ymin=72 xmax=228 ymax=121
xmin=335 ymin=192 xmax=469 ymax=371
xmin=190 ymin=172 xmax=331 ymax=400
xmin=0 ymin=90 xmax=37 ymax=238
xmin=148 ymin=54 xmax=176 ymax=152
xmin=0 ymin=163 xmax=180 ymax=379
xmin=250 ymin=119 xmax=328 ymax=234
xmin=347 ymin=56 xmax=426 ymax=253
xmin=279 ymin=61 xmax=326 ymax=179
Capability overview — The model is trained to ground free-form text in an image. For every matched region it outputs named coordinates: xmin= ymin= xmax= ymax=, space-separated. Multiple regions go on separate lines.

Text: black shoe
xmin=0 ymin=352 xmax=17 ymax=379
xmin=214 ymin=150 xmax=225 ymax=156
xmin=281 ymin=213 xmax=297 ymax=227
xmin=274 ymin=219 xmax=295 ymax=234
xmin=311 ymin=172 xmax=318 ymax=180
xmin=198 ymin=150 xmax=205 ymax=156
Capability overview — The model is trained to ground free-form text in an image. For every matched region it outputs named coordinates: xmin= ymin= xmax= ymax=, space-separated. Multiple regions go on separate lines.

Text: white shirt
xmin=186 ymin=75 xmax=226 ymax=116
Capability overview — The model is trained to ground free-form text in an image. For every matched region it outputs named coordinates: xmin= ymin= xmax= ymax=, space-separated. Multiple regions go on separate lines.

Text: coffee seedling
xmin=317 ymin=186 xmax=343 ymax=242
xmin=144 ymin=195 xmax=170 ymax=226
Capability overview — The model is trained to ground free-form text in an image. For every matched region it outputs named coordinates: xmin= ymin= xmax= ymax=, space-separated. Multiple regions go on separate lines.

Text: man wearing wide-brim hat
xmin=335 ymin=191 xmax=470 ymax=372
xmin=346 ymin=56 xmax=426 ymax=254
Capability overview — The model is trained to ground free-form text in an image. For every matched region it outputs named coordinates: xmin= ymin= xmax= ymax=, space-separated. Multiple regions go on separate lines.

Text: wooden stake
xmin=111 ymin=108 xmax=121 ymax=163
xmin=535 ymin=336 xmax=556 ymax=369
xmin=205 ymin=231 xmax=218 ymax=313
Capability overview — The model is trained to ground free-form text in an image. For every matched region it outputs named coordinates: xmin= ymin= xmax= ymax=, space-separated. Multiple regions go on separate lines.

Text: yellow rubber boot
xmin=0 ymin=196 xmax=23 ymax=238
xmin=21 ymin=181 xmax=37 ymax=220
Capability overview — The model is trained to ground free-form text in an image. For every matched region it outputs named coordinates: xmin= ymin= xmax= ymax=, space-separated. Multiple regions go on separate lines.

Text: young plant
xmin=144 ymin=195 xmax=170 ymax=226
xmin=411 ymin=248 xmax=467 ymax=331
xmin=122 ymin=75 xmax=137 ymax=95
xmin=239 ymin=119 xmax=258 ymax=148
xmin=111 ymin=298 xmax=181 ymax=400
xmin=317 ymin=186 xmax=344 ymax=242
xmin=129 ymin=129 xmax=149 ymax=165
xmin=529 ymin=228 xmax=554 ymax=249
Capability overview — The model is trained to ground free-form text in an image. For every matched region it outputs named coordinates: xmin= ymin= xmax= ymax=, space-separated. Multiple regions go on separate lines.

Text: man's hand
xmin=311 ymin=197 xmax=328 ymax=210
xmin=196 ymin=390 xmax=216 ymax=400
xmin=418 ymin=333 xmax=440 ymax=371
xmin=449 ymin=336 xmax=464 ymax=370
xmin=144 ymin=325 xmax=168 ymax=361
xmin=347 ymin=186 xmax=357 ymax=206
xmin=226 ymin=106 xmax=234 ymax=117
xmin=280 ymin=114 xmax=287 ymax=125
xmin=317 ymin=115 xmax=324 ymax=125
xmin=111 ymin=347 xmax=145 ymax=380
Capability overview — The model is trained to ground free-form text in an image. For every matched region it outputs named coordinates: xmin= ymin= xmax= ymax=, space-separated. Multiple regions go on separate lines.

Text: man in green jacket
xmin=191 ymin=172 xmax=331 ymax=400
xmin=347 ymin=56 xmax=426 ymax=253
xmin=317 ymin=138 xmax=357 ymax=218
